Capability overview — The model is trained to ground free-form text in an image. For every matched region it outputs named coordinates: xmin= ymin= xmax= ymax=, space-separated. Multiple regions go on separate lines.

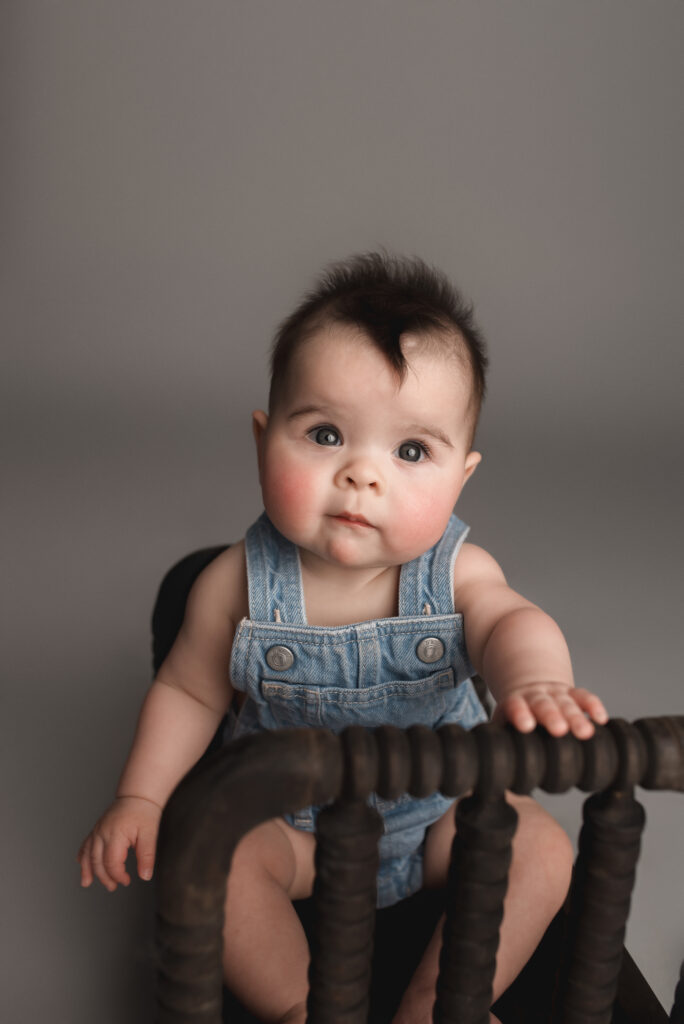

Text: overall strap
xmin=244 ymin=513 xmax=307 ymax=623
xmin=398 ymin=514 xmax=470 ymax=617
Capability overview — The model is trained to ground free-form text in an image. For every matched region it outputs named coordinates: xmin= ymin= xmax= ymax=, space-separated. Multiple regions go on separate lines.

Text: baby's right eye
xmin=308 ymin=426 xmax=342 ymax=446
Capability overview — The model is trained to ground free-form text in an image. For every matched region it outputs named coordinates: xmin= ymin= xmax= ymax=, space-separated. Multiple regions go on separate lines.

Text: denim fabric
xmin=227 ymin=512 xmax=487 ymax=907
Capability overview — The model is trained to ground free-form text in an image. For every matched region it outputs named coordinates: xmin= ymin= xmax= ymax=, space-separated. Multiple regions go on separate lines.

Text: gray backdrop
xmin=3 ymin=2 xmax=682 ymax=1020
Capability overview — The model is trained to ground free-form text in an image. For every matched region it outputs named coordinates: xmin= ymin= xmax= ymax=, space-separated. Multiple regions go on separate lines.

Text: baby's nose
xmin=335 ymin=455 xmax=383 ymax=490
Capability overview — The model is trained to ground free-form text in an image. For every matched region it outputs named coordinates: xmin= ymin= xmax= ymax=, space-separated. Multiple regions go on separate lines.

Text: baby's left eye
xmin=396 ymin=441 xmax=428 ymax=463
xmin=308 ymin=426 xmax=342 ymax=446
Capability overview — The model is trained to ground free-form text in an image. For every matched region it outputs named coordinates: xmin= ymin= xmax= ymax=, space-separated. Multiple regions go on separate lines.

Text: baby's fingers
xmin=572 ymin=688 xmax=609 ymax=725
xmin=79 ymin=833 xmax=114 ymax=891
xmin=102 ymin=833 xmax=133 ymax=888
xmin=499 ymin=691 xmax=579 ymax=735
xmin=552 ymin=693 xmax=597 ymax=739
xmin=523 ymin=693 xmax=575 ymax=737
xmin=82 ymin=832 xmax=130 ymax=892
xmin=135 ymin=824 xmax=158 ymax=882
xmin=496 ymin=694 xmax=537 ymax=733
xmin=549 ymin=689 xmax=609 ymax=740
xmin=78 ymin=837 xmax=95 ymax=888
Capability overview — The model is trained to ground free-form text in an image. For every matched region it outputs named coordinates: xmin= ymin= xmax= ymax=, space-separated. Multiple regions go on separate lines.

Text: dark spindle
xmin=560 ymin=788 xmax=646 ymax=1024
xmin=434 ymin=722 xmax=518 ymax=1024
xmin=155 ymin=728 xmax=343 ymax=1023
xmin=307 ymin=727 xmax=383 ymax=1024
xmin=435 ymin=793 xmax=518 ymax=1024
xmin=557 ymin=721 xmax=649 ymax=1024
xmin=307 ymin=799 xmax=383 ymax=1024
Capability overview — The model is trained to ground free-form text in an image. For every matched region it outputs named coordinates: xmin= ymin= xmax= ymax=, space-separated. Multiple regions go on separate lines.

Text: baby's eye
xmin=397 ymin=441 xmax=428 ymax=463
xmin=308 ymin=426 xmax=342 ymax=447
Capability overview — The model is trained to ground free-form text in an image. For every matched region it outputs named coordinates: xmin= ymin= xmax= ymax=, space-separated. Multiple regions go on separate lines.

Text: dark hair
xmin=268 ymin=250 xmax=488 ymax=440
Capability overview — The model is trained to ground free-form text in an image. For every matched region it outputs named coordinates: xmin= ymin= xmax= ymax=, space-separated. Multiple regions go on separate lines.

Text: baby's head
xmin=267 ymin=251 xmax=488 ymax=449
xmin=253 ymin=252 xmax=489 ymax=569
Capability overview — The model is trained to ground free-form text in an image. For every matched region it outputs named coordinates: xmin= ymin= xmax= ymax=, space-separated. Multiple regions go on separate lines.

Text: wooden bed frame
xmin=150 ymin=548 xmax=684 ymax=1024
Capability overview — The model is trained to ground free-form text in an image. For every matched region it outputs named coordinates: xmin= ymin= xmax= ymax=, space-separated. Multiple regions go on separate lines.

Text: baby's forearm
xmin=115 ymin=679 xmax=226 ymax=809
xmin=481 ymin=605 xmax=574 ymax=703
xmin=479 ymin=605 xmax=608 ymax=737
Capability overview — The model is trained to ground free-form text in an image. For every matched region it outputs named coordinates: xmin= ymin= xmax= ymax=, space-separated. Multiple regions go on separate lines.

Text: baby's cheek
xmin=262 ymin=462 xmax=317 ymax=527
xmin=391 ymin=493 xmax=455 ymax=556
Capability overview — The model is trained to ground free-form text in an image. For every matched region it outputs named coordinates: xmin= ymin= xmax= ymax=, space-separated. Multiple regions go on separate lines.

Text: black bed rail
xmin=154 ymin=715 xmax=684 ymax=1024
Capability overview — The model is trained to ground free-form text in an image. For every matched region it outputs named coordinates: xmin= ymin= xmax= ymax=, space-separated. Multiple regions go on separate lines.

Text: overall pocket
xmin=261 ymin=668 xmax=456 ymax=732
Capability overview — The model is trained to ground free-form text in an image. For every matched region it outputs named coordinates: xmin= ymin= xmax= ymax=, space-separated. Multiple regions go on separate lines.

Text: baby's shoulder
xmin=185 ymin=540 xmax=249 ymax=626
xmin=453 ymin=542 xmax=507 ymax=593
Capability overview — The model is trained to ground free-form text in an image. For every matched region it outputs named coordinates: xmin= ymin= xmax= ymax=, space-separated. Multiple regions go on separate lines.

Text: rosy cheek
xmin=390 ymin=492 xmax=455 ymax=554
xmin=261 ymin=459 xmax=318 ymax=525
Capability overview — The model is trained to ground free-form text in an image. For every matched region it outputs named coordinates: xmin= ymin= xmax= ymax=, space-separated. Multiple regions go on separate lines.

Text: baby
xmin=79 ymin=252 xmax=607 ymax=1024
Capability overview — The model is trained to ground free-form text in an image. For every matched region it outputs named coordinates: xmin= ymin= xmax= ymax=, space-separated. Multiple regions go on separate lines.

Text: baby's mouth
xmin=330 ymin=512 xmax=374 ymax=528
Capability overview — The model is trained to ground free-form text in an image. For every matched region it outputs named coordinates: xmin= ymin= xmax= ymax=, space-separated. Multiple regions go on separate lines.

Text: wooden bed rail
xmin=154 ymin=716 xmax=684 ymax=1024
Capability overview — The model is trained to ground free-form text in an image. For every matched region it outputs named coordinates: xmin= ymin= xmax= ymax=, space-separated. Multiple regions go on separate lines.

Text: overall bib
xmin=227 ymin=512 xmax=487 ymax=907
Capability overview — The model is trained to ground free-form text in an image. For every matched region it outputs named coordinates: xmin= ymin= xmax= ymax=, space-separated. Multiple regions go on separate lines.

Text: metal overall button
xmin=266 ymin=645 xmax=295 ymax=671
xmin=416 ymin=637 xmax=445 ymax=664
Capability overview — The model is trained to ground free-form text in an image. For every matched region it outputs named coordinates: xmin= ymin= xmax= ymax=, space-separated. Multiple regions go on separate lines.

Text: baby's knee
xmin=228 ymin=818 xmax=316 ymax=898
xmin=229 ymin=821 xmax=286 ymax=884
xmin=513 ymin=799 xmax=574 ymax=906
xmin=532 ymin=814 xmax=573 ymax=908
xmin=539 ymin=816 xmax=573 ymax=885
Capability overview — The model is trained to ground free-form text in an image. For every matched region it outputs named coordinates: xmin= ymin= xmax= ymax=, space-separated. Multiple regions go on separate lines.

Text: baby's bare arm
xmin=117 ymin=566 xmax=237 ymax=804
xmin=79 ymin=546 xmax=245 ymax=890
xmin=454 ymin=544 xmax=607 ymax=738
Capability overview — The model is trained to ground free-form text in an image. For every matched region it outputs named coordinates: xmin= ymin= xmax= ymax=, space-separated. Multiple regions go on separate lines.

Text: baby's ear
xmin=252 ymin=410 xmax=268 ymax=479
xmin=252 ymin=409 xmax=268 ymax=445
xmin=463 ymin=450 xmax=482 ymax=484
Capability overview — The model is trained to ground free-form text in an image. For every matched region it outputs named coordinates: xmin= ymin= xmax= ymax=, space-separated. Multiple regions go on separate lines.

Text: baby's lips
xmin=330 ymin=510 xmax=374 ymax=527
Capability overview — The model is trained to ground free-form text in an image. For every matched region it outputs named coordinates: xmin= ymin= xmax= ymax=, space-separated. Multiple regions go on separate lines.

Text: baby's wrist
xmin=497 ymin=680 xmax=574 ymax=698
xmin=114 ymin=793 xmax=163 ymax=810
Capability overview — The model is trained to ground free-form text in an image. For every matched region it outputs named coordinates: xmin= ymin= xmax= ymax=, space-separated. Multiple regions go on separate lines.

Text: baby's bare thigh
xmin=228 ymin=817 xmax=317 ymax=900
xmin=422 ymin=793 xmax=556 ymax=889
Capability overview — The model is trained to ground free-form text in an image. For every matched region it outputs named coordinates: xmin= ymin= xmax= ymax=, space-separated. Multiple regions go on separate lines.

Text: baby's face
xmin=253 ymin=325 xmax=481 ymax=572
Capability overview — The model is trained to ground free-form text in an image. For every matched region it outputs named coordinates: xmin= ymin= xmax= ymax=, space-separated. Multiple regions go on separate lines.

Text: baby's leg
xmin=222 ymin=818 xmax=316 ymax=1024
xmin=392 ymin=794 xmax=574 ymax=1024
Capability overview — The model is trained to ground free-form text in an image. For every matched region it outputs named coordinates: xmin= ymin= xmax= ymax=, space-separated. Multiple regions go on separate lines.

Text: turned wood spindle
xmin=434 ymin=723 xmax=518 ymax=1024
xmin=307 ymin=727 xmax=382 ymax=1024
xmin=558 ymin=720 xmax=648 ymax=1024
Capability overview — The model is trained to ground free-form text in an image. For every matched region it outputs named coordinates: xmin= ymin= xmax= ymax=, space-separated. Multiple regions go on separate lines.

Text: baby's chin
xmin=326 ymin=543 xmax=410 ymax=574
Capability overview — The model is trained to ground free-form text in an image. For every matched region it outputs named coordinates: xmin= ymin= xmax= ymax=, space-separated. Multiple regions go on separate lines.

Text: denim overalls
xmin=227 ymin=511 xmax=487 ymax=907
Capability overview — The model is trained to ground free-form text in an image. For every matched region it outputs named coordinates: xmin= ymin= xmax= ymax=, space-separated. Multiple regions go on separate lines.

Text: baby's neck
xmin=298 ymin=549 xmax=400 ymax=627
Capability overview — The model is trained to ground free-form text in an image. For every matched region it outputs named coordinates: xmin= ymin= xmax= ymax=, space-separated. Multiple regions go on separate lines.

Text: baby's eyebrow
xmin=404 ymin=423 xmax=454 ymax=448
xmin=287 ymin=404 xmax=331 ymax=421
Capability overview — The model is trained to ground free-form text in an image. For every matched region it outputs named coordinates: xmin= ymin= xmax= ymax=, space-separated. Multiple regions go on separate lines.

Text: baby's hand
xmin=493 ymin=683 xmax=608 ymax=740
xmin=78 ymin=796 xmax=162 ymax=891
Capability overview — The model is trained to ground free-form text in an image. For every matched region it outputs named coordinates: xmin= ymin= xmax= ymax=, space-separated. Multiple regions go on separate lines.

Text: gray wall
xmin=3 ymin=2 xmax=682 ymax=1019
